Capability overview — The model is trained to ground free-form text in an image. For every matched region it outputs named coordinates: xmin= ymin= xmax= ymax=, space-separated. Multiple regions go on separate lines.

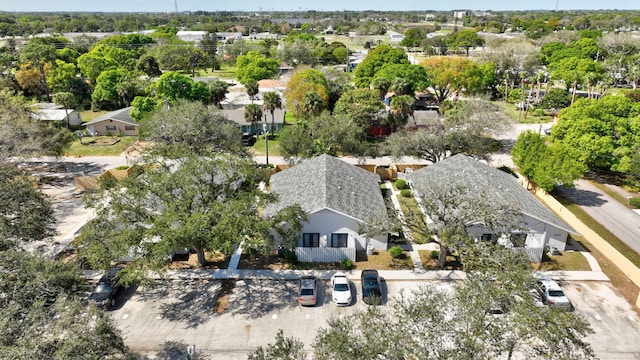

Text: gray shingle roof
xmin=84 ymin=107 xmax=136 ymax=126
xmin=265 ymin=154 xmax=388 ymax=223
xmin=405 ymin=154 xmax=576 ymax=234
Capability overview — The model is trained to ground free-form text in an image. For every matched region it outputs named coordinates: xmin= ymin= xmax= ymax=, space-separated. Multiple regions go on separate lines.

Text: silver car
xmin=536 ymin=279 xmax=573 ymax=311
xmin=298 ymin=277 xmax=318 ymax=306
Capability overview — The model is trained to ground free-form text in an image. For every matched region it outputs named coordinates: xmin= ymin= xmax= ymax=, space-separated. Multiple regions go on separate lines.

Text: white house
xmin=32 ymin=103 xmax=82 ymax=126
xmin=265 ymin=154 xmax=389 ymax=263
xmin=405 ymin=155 xmax=577 ymax=262
xmin=83 ymin=107 xmax=138 ymax=136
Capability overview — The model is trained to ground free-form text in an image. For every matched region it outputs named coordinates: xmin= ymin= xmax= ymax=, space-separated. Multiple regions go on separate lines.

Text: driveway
xmin=110 ymin=278 xmax=640 ymax=359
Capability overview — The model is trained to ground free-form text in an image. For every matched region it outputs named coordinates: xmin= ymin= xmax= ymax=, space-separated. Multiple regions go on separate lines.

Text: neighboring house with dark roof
xmin=83 ymin=107 xmax=138 ymax=136
xmin=265 ymin=154 xmax=389 ymax=262
xmin=405 ymin=154 xmax=576 ymax=262
xmin=220 ymin=107 xmax=286 ymax=135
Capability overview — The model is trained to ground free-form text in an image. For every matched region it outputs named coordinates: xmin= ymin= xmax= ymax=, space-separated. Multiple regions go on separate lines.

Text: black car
xmin=89 ymin=267 xmax=124 ymax=309
xmin=361 ymin=269 xmax=383 ymax=305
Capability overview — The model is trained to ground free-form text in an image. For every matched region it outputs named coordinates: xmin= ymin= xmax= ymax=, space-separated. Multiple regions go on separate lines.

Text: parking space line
xmin=271 ymin=314 xmax=278 ymax=319
xmin=122 ymin=313 xmax=129 ymax=319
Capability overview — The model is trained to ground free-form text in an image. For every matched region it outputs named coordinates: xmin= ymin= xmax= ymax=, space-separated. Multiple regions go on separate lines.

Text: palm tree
xmin=244 ymin=79 xmax=259 ymax=103
xmin=389 ymin=94 xmax=415 ymax=126
xmin=371 ymin=77 xmax=391 ymax=101
xmin=244 ymin=104 xmax=263 ymax=135
xmin=262 ymin=91 xmax=282 ymax=133
xmin=208 ymin=79 xmax=230 ymax=109
xmin=303 ymin=91 xmax=323 ymax=117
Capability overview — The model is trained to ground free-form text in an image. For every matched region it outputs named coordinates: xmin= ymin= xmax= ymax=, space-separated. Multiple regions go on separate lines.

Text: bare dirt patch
xmin=213 ymin=279 xmax=236 ymax=314
xmin=169 ymin=252 xmax=230 ymax=270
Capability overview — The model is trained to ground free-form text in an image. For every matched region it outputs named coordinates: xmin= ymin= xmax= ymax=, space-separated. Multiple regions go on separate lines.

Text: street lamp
xmin=263 ymin=113 xmax=269 ymax=165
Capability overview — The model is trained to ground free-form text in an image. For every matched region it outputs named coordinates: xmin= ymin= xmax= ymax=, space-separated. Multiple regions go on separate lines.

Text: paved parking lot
xmin=111 ymin=278 xmax=640 ymax=360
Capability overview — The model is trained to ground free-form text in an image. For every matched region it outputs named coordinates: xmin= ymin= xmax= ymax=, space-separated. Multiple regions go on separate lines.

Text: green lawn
xmin=251 ymin=133 xmax=282 ymax=157
xmin=65 ymin=137 xmax=137 ymax=156
xmin=496 ymin=101 xmax=554 ymax=124
xmin=79 ymin=110 xmax=109 ymax=122
xmin=397 ymin=195 xmax=432 ymax=244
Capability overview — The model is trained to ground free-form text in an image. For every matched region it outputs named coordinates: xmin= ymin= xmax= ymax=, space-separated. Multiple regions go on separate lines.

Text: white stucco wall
xmin=297 ymin=208 xmax=387 ymax=251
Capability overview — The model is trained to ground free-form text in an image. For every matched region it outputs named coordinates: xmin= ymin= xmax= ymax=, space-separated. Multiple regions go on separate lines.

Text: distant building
xmin=176 ymin=30 xmax=206 ymax=43
xmin=32 ymin=103 xmax=82 ymax=126
xmin=453 ymin=10 xmax=471 ymax=19
xmin=387 ymin=31 xmax=404 ymax=43
xmin=425 ymin=13 xmax=436 ymax=20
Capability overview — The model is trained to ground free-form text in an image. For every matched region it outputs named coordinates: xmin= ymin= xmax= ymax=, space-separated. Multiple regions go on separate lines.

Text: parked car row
xmin=297 ymin=270 xmax=384 ymax=307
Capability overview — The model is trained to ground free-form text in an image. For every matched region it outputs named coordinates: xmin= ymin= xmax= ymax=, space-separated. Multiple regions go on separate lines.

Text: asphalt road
xmin=557 ymin=179 xmax=640 ymax=255
xmin=109 ymin=278 xmax=640 ymax=360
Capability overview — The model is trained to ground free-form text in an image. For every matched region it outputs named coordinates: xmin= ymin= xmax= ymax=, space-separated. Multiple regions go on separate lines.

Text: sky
xmin=1 ymin=0 xmax=638 ymax=13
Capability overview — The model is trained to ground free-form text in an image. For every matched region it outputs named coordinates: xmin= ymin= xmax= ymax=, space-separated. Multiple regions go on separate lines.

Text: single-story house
xmin=265 ymin=154 xmax=389 ymax=263
xmin=221 ymin=106 xmax=286 ymax=135
xmin=83 ymin=107 xmax=138 ymax=136
xmin=32 ymin=103 xmax=82 ymax=126
xmin=405 ymin=154 xmax=577 ymax=262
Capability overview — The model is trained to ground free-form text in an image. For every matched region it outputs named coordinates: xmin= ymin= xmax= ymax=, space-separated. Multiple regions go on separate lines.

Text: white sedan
xmin=331 ymin=272 xmax=352 ymax=306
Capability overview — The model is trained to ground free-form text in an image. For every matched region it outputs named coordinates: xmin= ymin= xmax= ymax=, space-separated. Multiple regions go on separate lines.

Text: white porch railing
xmin=296 ymin=247 xmax=356 ymax=263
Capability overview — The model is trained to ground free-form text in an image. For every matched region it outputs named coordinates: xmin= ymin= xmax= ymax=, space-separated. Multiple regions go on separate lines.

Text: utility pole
xmin=264 ymin=113 xmax=269 ymax=165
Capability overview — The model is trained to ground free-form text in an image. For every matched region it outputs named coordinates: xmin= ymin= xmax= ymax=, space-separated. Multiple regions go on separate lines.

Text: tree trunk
xmin=438 ymin=242 xmax=448 ymax=268
xmin=571 ymin=81 xmax=577 ymax=105
xmin=195 ymin=247 xmax=207 ymax=268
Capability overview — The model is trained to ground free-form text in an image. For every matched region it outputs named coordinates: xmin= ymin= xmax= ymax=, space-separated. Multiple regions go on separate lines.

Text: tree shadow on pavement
xmin=136 ymin=340 xmax=211 ymax=360
xmin=139 ymin=280 xmax=220 ymax=328
xmin=225 ymin=279 xmax=298 ymax=319
xmin=554 ymin=186 xmax=607 ymax=207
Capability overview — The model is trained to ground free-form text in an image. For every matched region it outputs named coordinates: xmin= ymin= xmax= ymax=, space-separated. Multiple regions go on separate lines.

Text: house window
xmin=480 ymin=233 xmax=495 ymax=242
xmin=106 ymin=125 xmax=117 ymax=131
xmin=302 ymin=233 xmax=319 ymax=247
xmin=125 ymin=126 xmax=136 ymax=131
xmin=510 ymin=233 xmax=527 ymax=247
xmin=330 ymin=233 xmax=348 ymax=248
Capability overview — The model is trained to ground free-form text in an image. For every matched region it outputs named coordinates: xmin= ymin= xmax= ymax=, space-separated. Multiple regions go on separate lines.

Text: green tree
xmin=421 ymin=56 xmax=494 ymax=102
xmin=372 ymin=63 xmax=430 ymax=95
xmin=353 ymin=44 xmax=409 ymax=88
xmin=140 ymin=101 xmax=244 ymax=157
xmin=136 ymin=54 xmax=162 ymax=77
xmin=279 ymin=113 xmax=368 ymax=159
xmin=0 ymin=250 xmax=132 ymax=359
xmin=333 ymin=88 xmax=384 ymax=127
xmin=0 ymin=166 xmax=54 ymax=249
xmin=78 ymin=154 xmax=306 ymax=269
xmin=155 ymin=43 xmax=206 ymax=77
xmin=302 ymin=91 xmax=323 ymax=117
xmin=235 ymin=50 xmax=279 ymax=84
xmin=539 ymin=88 xmax=571 ymax=110
xmin=154 ymin=71 xmax=209 ymax=104
xmin=244 ymin=103 xmax=263 ymax=128
xmin=389 ymin=94 xmax=415 ymax=126
xmin=447 ymin=29 xmax=485 ymax=56
xmin=52 ymin=91 xmax=76 ymax=129
xmin=262 ymin=91 xmax=282 ymax=132
xmin=244 ymin=78 xmax=259 ymax=102
xmin=400 ymin=27 xmax=427 ymax=50
xmin=91 ymin=68 xmax=129 ymax=110
xmin=551 ymin=96 xmax=640 ymax=173
xmin=207 ymin=79 xmax=231 ymax=108
xmin=0 ymin=90 xmax=72 ymax=159
xmin=283 ymin=68 xmax=329 ymax=119
xmin=247 ymin=329 xmax=306 ymax=360
xmin=18 ymin=37 xmax=57 ymax=100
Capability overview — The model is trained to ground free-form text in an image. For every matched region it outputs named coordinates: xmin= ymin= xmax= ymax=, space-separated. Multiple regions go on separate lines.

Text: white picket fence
xmin=295 ymin=247 xmax=356 ymax=263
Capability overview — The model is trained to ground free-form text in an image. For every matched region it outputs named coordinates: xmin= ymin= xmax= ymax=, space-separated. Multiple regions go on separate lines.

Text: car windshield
xmin=334 ymin=284 xmax=349 ymax=291
xmin=300 ymin=289 xmax=314 ymax=296
xmin=364 ymin=280 xmax=379 ymax=289
xmin=548 ymin=290 xmax=565 ymax=297
xmin=94 ymin=283 xmax=112 ymax=293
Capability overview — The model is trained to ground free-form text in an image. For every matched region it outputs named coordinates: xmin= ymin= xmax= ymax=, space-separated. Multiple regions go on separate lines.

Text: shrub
xmin=400 ymin=189 xmax=412 ymax=197
xmin=629 ymin=197 xmax=640 ymax=209
xmin=625 ymin=89 xmax=640 ymax=102
xmin=430 ymin=250 xmax=439 ymax=259
xmin=340 ymin=258 xmax=353 ymax=270
xmin=284 ymin=249 xmax=297 ymax=264
xmin=395 ymin=178 xmax=408 ymax=190
xmin=533 ymin=108 xmax=546 ymax=117
xmin=389 ymin=246 xmax=403 ymax=258
xmin=115 ymin=165 xmax=129 ymax=170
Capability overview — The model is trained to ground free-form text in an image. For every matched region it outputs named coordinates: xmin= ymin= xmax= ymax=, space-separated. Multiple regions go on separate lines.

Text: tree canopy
xmin=421 ymin=57 xmax=495 ymax=102
xmin=235 ymin=51 xmax=279 ymax=84
xmin=282 ymin=68 xmax=329 ymax=119
xmin=77 ymin=153 xmax=306 ymax=269
xmin=353 ymin=44 xmax=409 ymax=88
